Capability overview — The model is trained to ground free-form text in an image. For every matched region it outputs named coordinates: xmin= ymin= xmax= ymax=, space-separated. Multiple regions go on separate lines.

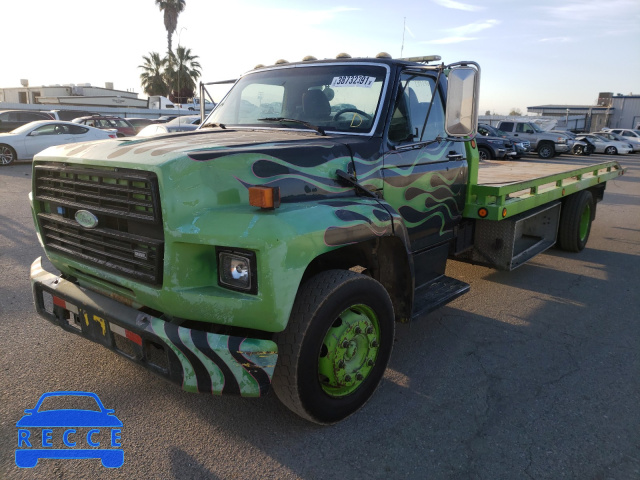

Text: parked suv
xmin=478 ymin=123 xmax=530 ymax=159
xmin=72 ymin=115 xmax=136 ymax=137
xmin=497 ymin=120 xmax=571 ymax=159
xmin=475 ymin=130 xmax=514 ymax=161
xmin=0 ymin=110 xmax=54 ymax=132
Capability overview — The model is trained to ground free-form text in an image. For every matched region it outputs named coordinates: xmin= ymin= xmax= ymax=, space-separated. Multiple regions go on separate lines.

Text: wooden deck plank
xmin=476 ymin=159 xmax=602 ymax=186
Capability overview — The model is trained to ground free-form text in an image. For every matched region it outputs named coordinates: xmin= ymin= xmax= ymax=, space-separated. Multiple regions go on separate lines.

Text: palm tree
xmin=165 ymin=46 xmax=202 ymax=103
xmin=138 ymin=52 xmax=168 ymax=96
xmin=155 ymin=0 xmax=186 ymax=53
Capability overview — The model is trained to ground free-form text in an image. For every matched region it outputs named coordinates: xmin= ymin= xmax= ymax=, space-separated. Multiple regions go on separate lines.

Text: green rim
xmin=317 ymin=304 xmax=380 ymax=397
xmin=579 ymin=203 xmax=591 ymax=241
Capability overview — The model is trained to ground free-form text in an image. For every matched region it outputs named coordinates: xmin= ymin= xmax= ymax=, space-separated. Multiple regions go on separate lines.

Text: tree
xmin=155 ymin=0 xmax=186 ymax=53
xmin=509 ymin=107 xmax=522 ymax=116
xmin=165 ymin=46 xmax=202 ymax=103
xmin=139 ymin=52 xmax=169 ymax=96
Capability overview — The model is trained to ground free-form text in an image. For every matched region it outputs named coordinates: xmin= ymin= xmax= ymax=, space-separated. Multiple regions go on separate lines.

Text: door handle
xmin=447 ymin=153 xmax=463 ymax=161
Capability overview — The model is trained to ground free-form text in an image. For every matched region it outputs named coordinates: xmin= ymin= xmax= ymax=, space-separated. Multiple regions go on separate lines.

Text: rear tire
xmin=272 ymin=270 xmax=395 ymax=424
xmin=557 ymin=190 xmax=594 ymax=252
xmin=0 ymin=144 xmax=17 ymax=165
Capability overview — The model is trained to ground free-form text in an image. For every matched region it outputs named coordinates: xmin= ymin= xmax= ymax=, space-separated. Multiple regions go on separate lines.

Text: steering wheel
xmin=333 ymin=108 xmax=372 ymax=123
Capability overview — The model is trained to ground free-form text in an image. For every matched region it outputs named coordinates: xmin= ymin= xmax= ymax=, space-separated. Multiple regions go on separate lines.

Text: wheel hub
xmin=318 ymin=305 xmax=380 ymax=396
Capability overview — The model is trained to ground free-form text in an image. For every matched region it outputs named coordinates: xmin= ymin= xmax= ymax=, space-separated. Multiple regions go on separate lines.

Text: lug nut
xmin=341 ymin=340 xmax=350 ymax=348
xmin=366 ymin=326 xmax=374 ymax=334
xmin=367 ymin=359 xmax=374 ymax=367
xmin=371 ymin=339 xmax=379 ymax=348
xmin=338 ymin=360 xmax=345 ymax=368
xmin=354 ymin=327 xmax=362 ymax=334
xmin=356 ymin=373 xmax=363 ymax=381
xmin=345 ymin=375 xmax=352 ymax=382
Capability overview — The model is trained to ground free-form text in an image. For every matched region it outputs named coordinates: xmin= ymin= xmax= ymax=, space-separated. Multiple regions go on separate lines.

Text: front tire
xmin=573 ymin=145 xmax=584 ymax=155
xmin=0 ymin=144 xmax=17 ymax=165
xmin=537 ymin=142 xmax=555 ymax=159
xmin=557 ymin=190 xmax=594 ymax=252
xmin=272 ymin=270 xmax=395 ymax=424
xmin=478 ymin=147 xmax=491 ymax=161
xmin=604 ymin=146 xmax=617 ymax=155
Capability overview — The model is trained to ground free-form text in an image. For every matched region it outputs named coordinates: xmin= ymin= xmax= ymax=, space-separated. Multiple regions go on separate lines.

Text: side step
xmin=411 ymin=275 xmax=470 ymax=320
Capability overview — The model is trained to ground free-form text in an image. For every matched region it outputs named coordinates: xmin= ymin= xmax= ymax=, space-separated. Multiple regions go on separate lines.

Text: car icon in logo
xmin=15 ymin=391 xmax=123 ymax=468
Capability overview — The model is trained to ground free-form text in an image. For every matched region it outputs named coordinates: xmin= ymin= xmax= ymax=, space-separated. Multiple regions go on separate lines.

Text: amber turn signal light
xmin=478 ymin=207 xmax=488 ymax=218
xmin=249 ymin=186 xmax=280 ymax=209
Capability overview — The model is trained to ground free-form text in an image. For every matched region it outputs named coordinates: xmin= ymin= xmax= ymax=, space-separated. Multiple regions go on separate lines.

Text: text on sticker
xmin=330 ymin=76 xmax=376 ymax=88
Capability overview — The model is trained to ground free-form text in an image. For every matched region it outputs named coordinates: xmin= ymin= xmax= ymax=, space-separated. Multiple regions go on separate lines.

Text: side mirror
xmin=445 ymin=63 xmax=480 ymax=137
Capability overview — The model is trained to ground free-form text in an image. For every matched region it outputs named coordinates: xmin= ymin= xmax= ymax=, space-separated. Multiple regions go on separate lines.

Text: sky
xmin=3 ymin=0 xmax=639 ymax=115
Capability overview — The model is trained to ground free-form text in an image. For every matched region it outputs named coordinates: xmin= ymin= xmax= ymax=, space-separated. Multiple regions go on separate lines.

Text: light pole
xmin=177 ymin=27 xmax=187 ymax=107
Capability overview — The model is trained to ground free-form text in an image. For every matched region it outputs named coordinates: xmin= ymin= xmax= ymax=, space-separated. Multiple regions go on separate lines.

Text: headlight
xmin=557 ymin=137 xmax=567 ymax=144
xmin=217 ymin=249 xmax=257 ymax=293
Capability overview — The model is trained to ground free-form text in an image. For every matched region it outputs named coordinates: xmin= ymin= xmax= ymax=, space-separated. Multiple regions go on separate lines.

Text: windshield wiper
xmin=258 ymin=117 xmax=326 ymax=136
xmin=201 ymin=122 xmax=226 ymax=129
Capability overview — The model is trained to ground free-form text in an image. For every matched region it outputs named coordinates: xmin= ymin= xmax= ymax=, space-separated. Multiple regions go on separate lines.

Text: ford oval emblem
xmin=75 ymin=210 xmax=99 ymax=229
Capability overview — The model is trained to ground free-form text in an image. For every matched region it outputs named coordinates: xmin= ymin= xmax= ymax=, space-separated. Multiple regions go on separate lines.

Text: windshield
xmin=205 ymin=63 xmax=388 ymax=134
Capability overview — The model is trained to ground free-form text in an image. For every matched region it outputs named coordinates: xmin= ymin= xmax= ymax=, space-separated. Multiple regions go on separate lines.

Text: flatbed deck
xmin=464 ymin=157 xmax=624 ymax=220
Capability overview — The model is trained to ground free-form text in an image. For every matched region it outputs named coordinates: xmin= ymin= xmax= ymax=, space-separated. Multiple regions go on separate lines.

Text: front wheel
xmin=272 ymin=270 xmax=395 ymax=424
xmin=478 ymin=147 xmax=491 ymax=161
xmin=537 ymin=143 xmax=555 ymax=159
xmin=573 ymin=145 xmax=584 ymax=155
xmin=604 ymin=146 xmax=617 ymax=155
xmin=0 ymin=144 xmax=17 ymax=166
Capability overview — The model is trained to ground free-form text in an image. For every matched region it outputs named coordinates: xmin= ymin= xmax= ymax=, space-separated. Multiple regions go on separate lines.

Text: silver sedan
xmin=0 ymin=120 xmax=116 ymax=166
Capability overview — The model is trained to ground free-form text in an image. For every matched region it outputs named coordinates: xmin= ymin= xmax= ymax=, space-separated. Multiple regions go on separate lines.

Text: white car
xmin=580 ymin=134 xmax=632 ymax=155
xmin=166 ymin=115 xmax=201 ymax=126
xmin=136 ymin=124 xmax=198 ymax=137
xmin=0 ymin=120 xmax=116 ymax=166
xmin=602 ymin=128 xmax=640 ymax=151
xmin=597 ymin=131 xmax=640 ymax=153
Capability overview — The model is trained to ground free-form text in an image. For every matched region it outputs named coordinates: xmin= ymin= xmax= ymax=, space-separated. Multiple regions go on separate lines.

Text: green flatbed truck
xmin=29 ymin=53 xmax=624 ymax=424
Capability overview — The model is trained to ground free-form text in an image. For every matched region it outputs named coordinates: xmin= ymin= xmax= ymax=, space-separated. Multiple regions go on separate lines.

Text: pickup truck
xmin=497 ymin=120 xmax=572 ymax=159
xmin=29 ymin=53 xmax=624 ymax=424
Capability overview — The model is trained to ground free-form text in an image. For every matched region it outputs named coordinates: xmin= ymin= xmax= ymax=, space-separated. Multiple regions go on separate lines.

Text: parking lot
xmin=1 ymin=153 xmax=639 ymax=480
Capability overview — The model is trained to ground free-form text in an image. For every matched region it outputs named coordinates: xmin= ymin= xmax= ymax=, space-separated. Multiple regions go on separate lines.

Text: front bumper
xmin=30 ymin=257 xmax=278 ymax=397
xmin=554 ymin=143 xmax=571 ymax=153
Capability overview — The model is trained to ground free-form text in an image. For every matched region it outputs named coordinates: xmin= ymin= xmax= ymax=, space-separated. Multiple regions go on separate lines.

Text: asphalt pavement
xmin=1 ymin=153 xmax=639 ymax=480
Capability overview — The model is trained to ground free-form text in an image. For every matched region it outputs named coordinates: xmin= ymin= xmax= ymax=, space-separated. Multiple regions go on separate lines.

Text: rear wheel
xmin=272 ymin=270 xmax=395 ymax=424
xmin=558 ymin=190 xmax=594 ymax=252
xmin=0 ymin=144 xmax=16 ymax=165
xmin=537 ymin=142 xmax=555 ymax=159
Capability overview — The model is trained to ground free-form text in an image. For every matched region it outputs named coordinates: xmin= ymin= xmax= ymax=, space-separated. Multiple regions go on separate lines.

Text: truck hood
xmin=33 ymin=128 xmax=382 ymax=205
xmin=36 ymin=128 xmax=356 ymax=168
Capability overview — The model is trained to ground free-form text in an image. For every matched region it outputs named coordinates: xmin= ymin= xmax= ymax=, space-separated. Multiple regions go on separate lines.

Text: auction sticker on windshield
xmin=330 ymin=76 xmax=375 ymax=88
xmin=15 ymin=391 xmax=123 ymax=468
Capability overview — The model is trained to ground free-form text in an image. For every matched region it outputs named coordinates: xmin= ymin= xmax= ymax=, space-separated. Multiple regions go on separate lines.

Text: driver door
xmin=382 ymin=71 xmax=467 ymax=255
